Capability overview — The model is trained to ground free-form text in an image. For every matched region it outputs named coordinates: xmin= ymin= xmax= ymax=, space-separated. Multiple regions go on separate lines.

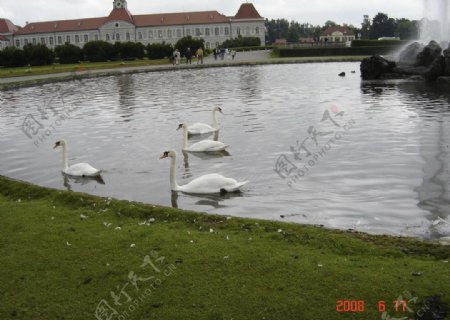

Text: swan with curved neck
xmin=188 ymin=106 xmax=223 ymax=135
xmin=53 ymin=139 xmax=101 ymax=177
xmin=177 ymin=123 xmax=228 ymax=152
xmin=160 ymin=150 xmax=248 ymax=194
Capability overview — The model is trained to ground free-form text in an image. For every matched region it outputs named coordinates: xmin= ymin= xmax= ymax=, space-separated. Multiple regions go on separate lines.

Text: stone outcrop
xmin=360 ymin=41 xmax=450 ymax=84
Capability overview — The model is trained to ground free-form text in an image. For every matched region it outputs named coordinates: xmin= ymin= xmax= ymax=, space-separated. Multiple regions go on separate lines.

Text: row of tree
xmin=0 ymin=36 xmax=207 ymax=68
xmin=0 ymin=34 xmax=263 ymax=68
xmin=265 ymin=13 xmax=419 ymax=44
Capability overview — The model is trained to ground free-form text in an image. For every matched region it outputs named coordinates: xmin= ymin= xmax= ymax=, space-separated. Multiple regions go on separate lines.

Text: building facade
xmin=319 ymin=26 xmax=355 ymax=43
xmin=1 ymin=1 xmax=265 ymax=50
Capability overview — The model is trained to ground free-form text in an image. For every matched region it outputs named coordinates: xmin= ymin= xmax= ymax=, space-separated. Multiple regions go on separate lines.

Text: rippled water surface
xmin=1 ymin=62 xmax=450 ymax=239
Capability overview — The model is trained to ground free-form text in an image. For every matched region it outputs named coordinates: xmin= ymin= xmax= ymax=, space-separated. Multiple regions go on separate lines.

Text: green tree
xmin=174 ymin=36 xmax=204 ymax=56
xmin=370 ymin=13 xmax=397 ymax=39
xmin=146 ymin=42 xmax=173 ymax=59
xmin=323 ymin=20 xmax=337 ymax=30
xmin=23 ymin=43 xmax=55 ymax=66
xmin=395 ymin=18 xmax=419 ymax=40
xmin=361 ymin=15 xmax=371 ymax=39
xmin=114 ymin=42 xmax=145 ymax=60
xmin=55 ymin=43 xmax=83 ymax=64
xmin=83 ymin=41 xmax=117 ymax=62
xmin=0 ymin=47 xmax=27 ymax=67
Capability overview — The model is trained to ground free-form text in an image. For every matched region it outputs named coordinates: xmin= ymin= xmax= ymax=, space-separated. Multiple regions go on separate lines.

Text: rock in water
xmin=416 ymin=41 xmax=442 ymax=67
xmin=444 ymin=45 xmax=450 ymax=76
xmin=424 ymin=56 xmax=445 ymax=81
xmin=360 ymin=55 xmax=396 ymax=80
xmin=397 ymin=42 xmax=424 ymax=66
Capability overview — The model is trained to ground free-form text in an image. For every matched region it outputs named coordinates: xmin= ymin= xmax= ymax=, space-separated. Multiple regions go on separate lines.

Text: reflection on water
xmin=63 ymin=174 xmax=105 ymax=192
xmin=1 ymin=63 xmax=450 ymax=239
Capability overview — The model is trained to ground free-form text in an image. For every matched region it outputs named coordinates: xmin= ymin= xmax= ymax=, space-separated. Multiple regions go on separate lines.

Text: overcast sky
xmin=0 ymin=0 xmax=425 ymax=27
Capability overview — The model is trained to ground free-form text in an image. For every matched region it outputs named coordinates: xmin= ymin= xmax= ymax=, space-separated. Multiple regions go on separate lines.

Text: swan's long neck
xmin=212 ymin=109 xmax=219 ymax=129
xmin=61 ymin=144 xmax=69 ymax=171
xmin=182 ymin=126 xmax=189 ymax=150
xmin=169 ymin=156 xmax=181 ymax=191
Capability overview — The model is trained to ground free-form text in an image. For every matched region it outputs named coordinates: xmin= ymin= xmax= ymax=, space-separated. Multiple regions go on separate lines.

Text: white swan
xmin=160 ymin=150 xmax=248 ymax=194
xmin=53 ymin=139 xmax=101 ymax=177
xmin=188 ymin=106 xmax=223 ymax=135
xmin=177 ymin=123 xmax=228 ymax=152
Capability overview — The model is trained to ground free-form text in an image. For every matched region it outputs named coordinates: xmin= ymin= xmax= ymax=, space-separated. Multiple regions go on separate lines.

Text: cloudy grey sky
xmin=0 ymin=0 xmax=424 ymax=27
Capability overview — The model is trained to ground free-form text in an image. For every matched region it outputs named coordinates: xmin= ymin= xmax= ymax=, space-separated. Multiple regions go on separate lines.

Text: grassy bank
xmin=0 ymin=175 xmax=448 ymax=320
xmin=0 ymin=59 xmax=168 ymax=79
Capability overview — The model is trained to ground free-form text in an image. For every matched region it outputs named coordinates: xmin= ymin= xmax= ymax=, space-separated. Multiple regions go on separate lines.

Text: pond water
xmin=1 ymin=62 xmax=450 ymax=240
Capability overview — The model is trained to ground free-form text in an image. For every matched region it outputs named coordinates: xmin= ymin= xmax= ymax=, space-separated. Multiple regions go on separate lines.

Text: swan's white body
xmin=179 ymin=123 xmax=228 ymax=152
xmin=161 ymin=150 xmax=248 ymax=194
xmin=54 ymin=140 xmax=101 ymax=177
xmin=188 ymin=106 xmax=222 ymax=135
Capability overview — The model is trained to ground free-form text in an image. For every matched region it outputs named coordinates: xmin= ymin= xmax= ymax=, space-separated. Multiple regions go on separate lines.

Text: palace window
xmin=237 ymin=27 xmax=241 ymax=36
xmin=255 ymin=27 xmax=260 ymax=34
xmin=32 ymin=38 xmax=37 ymax=45
xmin=40 ymin=37 xmax=45 ymax=44
xmin=158 ymin=30 xmax=163 ymax=38
xmin=126 ymin=32 xmax=130 ymax=40
xmin=186 ymin=29 xmax=191 ymax=36
xmin=138 ymin=32 xmax=142 ymax=40
xmin=75 ymin=35 xmax=80 ymax=43
xmin=49 ymin=37 xmax=54 ymax=45
xmin=177 ymin=29 xmax=181 ymax=37
xmin=84 ymin=34 xmax=89 ymax=42
xmin=224 ymin=27 xmax=229 ymax=35
xmin=24 ymin=39 xmax=29 ymax=45
xmin=94 ymin=34 xmax=99 ymax=41
xmin=149 ymin=30 xmax=153 ymax=38
xmin=15 ymin=39 xmax=20 ymax=47
xmin=106 ymin=34 xmax=110 ymax=41
xmin=205 ymin=28 xmax=210 ymax=36
xmin=215 ymin=27 xmax=219 ymax=35
xmin=57 ymin=36 xmax=62 ymax=44
xmin=66 ymin=35 xmax=71 ymax=43
xmin=167 ymin=30 xmax=172 ymax=38
xmin=116 ymin=33 xmax=120 ymax=40
xmin=195 ymin=28 xmax=201 ymax=36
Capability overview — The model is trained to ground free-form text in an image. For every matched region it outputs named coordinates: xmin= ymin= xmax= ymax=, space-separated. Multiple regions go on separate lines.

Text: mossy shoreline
xmin=0 ymin=175 xmax=448 ymax=320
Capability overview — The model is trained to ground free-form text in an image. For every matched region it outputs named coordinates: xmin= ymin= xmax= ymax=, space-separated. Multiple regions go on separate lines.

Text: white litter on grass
xmin=66 ymin=242 xmax=72 ymax=246
xmin=80 ymin=214 xmax=88 ymax=220
xmin=130 ymin=244 xmax=135 ymax=248
xmin=115 ymin=227 xmax=122 ymax=230
xmin=139 ymin=218 xmax=155 ymax=226
xmin=209 ymin=228 xmax=214 ymax=233
xmin=17 ymin=199 xmax=21 ymax=203
xmin=190 ymin=240 xmax=194 ymax=243
xmin=317 ymin=264 xmax=323 ymax=267
xmin=277 ymin=229 xmax=282 ymax=233
xmin=103 ymin=222 xmax=112 ymax=228
xmin=226 ymin=235 xmax=230 ymax=240
xmin=224 ymin=256 xmax=229 ymax=259
xmin=51 ymin=217 xmax=55 ymax=220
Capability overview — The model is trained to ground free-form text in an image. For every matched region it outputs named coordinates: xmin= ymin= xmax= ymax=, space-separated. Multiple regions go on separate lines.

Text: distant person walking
xmin=185 ymin=47 xmax=192 ymax=64
xmin=231 ymin=49 xmax=236 ymax=60
xmin=196 ymin=47 xmax=204 ymax=64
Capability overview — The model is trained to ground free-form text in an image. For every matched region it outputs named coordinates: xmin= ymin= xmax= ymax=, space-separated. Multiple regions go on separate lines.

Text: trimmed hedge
xmin=351 ymin=40 xmax=411 ymax=48
xmin=274 ymin=46 xmax=396 ymax=57
xmin=233 ymin=46 xmax=274 ymax=52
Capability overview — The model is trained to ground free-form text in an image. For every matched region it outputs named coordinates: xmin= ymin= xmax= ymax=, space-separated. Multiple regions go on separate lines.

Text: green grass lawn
xmin=0 ymin=175 xmax=448 ymax=320
xmin=0 ymin=59 xmax=169 ymax=78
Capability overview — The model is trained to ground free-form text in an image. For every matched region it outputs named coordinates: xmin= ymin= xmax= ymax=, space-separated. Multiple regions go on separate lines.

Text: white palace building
xmin=0 ymin=0 xmax=265 ymax=50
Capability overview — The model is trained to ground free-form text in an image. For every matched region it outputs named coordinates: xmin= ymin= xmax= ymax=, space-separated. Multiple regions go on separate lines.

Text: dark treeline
xmin=265 ymin=13 xmax=419 ymax=44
